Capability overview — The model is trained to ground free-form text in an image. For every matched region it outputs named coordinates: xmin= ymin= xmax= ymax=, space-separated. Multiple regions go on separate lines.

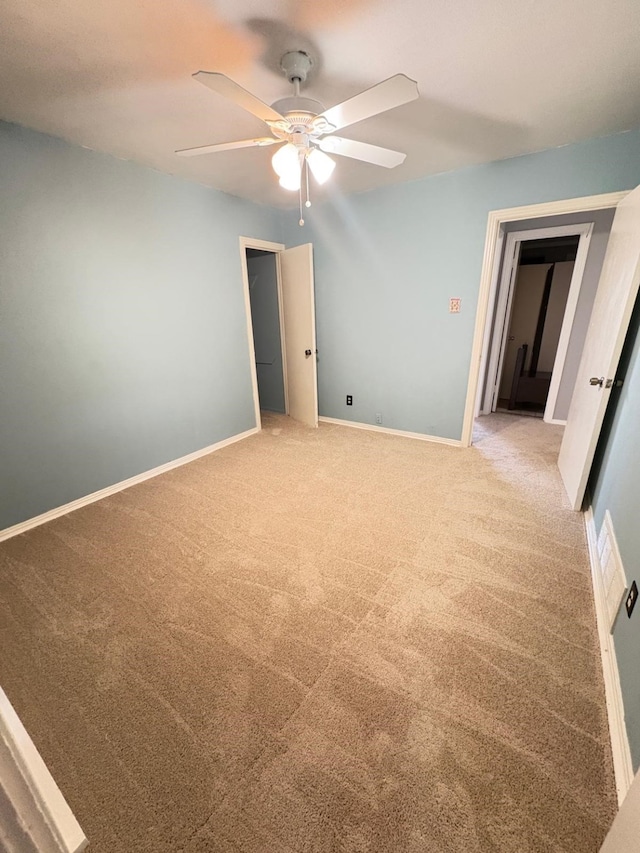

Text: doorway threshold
xmin=495 ymin=399 xmax=544 ymax=418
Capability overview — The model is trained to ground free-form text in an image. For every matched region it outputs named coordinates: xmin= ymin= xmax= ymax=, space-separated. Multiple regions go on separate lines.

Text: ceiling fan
xmin=176 ymin=51 xmax=419 ymax=220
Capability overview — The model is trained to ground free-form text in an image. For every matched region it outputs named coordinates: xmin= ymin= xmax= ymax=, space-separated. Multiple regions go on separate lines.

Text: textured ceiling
xmin=2 ymin=0 xmax=640 ymax=208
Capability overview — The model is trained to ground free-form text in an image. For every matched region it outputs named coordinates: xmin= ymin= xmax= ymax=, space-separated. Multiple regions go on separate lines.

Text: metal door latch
xmin=605 ymin=378 xmax=624 ymax=389
xmin=589 ymin=377 xmax=604 ymax=387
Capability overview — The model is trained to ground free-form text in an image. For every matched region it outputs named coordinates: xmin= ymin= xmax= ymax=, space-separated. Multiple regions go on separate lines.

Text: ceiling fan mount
xmin=279 ymin=49 xmax=314 ymax=85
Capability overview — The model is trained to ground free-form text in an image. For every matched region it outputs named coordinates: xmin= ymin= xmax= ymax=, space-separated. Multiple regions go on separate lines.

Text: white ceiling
xmin=2 ymin=0 xmax=640 ymax=208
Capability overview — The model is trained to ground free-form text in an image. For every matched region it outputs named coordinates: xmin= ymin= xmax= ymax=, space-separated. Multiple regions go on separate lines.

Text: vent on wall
xmin=597 ymin=511 xmax=628 ymax=631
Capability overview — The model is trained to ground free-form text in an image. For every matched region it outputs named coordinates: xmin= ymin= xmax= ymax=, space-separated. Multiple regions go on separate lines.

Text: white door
xmin=279 ymin=244 xmax=318 ymax=428
xmin=599 ymin=770 xmax=640 ymax=852
xmin=558 ymin=185 xmax=640 ymax=509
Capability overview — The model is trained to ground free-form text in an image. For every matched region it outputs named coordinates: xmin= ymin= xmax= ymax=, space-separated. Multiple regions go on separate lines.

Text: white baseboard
xmin=544 ymin=418 xmax=568 ymax=426
xmin=0 ymin=427 xmax=259 ymax=543
xmin=0 ymin=686 xmax=87 ymax=852
xmin=319 ymin=416 xmax=462 ymax=447
xmin=584 ymin=504 xmax=634 ymax=805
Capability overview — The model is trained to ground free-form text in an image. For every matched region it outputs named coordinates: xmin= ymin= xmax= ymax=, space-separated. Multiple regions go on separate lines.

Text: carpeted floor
xmin=0 ymin=413 xmax=617 ymax=852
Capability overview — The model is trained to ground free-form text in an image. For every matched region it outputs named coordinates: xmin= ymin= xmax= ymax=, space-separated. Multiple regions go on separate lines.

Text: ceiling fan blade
xmin=314 ymin=74 xmax=419 ymax=133
xmin=176 ymin=137 xmax=279 ymax=157
xmin=193 ymin=71 xmax=285 ymax=123
xmin=318 ymin=137 xmax=406 ymax=168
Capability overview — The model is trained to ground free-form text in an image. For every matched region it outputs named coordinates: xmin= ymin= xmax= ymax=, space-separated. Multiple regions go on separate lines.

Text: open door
xmin=599 ymin=769 xmax=640 ymax=852
xmin=279 ymin=243 xmax=318 ymax=428
xmin=558 ymin=185 xmax=640 ymax=509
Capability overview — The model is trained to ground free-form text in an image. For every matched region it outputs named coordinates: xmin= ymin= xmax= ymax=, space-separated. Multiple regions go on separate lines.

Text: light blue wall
xmin=3 ymin=120 xmax=640 ymax=533
xmin=591 ymin=298 xmax=640 ymax=772
xmin=247 ymin=251 xmax=286 ymax=413
xmin=0 ymin=121 xmax=280 ymax=530
xmin=285 ymin=129 xmax=640 ymax=438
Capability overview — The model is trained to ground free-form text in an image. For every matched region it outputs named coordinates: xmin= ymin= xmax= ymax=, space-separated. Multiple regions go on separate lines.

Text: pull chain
xmin=298 ymin=154 xmax=313 ymax=227
xmin=299 ymin=178 xmax=304 ymax=227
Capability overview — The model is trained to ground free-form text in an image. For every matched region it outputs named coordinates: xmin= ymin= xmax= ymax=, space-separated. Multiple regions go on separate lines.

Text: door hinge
xmin=605 ymin=378 xmax=624 ymax=389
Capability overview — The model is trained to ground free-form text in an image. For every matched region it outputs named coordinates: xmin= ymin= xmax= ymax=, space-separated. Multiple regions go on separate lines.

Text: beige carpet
xmin=0 ymin=413 xmax=617 ymax=852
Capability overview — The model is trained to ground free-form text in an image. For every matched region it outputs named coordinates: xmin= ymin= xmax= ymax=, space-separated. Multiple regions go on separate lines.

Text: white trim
xmin=461 ymin=191 xmax=630 ymax=446
xmin=0 ymin=427 xmax=259 ymax=543
xmin=545 ymin=418 xmax=567 ymax=426
xmin=239 ymin=237 xmax=285 ymax=253
xmin=543 ymin=224 xmax=593 ymax=421
xmin=319 ymin=416 xmax=462 ymax=447
xmin=482 ymin=222 xmax=595 ymax=418
xmin=486 ymin=192 xmax=629 ymax=224
xmin=481 ymin=230 xmax=518 ymax=414
xmin=274 ymin=251 xmax=290 ymax=415
xmin=584 ymin=504 xmax=634 ymax=805
xmin=468 ymin=210 xmax=505 ymax=426
xmin=239 ymin=237 xmax=286 ymax=428
xmin=475 ymin=229 xmax=505 ymax=416
xmin=0 ymin=686 xmax=87 ymax=852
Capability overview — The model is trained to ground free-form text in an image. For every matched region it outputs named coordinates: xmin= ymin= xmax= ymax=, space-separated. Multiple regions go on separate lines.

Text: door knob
xmin=589 ymin=377 xmax=604 ymax=387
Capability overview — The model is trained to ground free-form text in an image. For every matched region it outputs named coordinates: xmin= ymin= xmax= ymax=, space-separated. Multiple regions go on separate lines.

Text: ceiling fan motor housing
xmin=269 ymin=97 xmax=329 ymax=141
xmin=270 ymin=96 xmax=325 ymax=119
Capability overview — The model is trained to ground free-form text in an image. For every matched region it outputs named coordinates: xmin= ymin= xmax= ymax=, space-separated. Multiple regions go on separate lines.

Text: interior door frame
xmin=462 ymin=191 xmax=629 ymax=446
xmin=481 ymin=222 xmax=594 ymax=422
xmin=239 ymin=236 xmax=287 ymax=429
xmin=0 ymin=685 xmax=88 ymax=852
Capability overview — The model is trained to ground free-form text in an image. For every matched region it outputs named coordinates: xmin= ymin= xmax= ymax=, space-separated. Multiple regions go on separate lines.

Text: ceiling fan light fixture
xmin=278 ymin=171 xmax=302 ymax=192
xmin=307 ymin=148 xmax=336 ymax=185
xmin=272 ymin=143 xmax=300 ymax=179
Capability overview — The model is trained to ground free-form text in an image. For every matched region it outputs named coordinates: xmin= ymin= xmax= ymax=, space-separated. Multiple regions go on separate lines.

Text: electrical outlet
xmin=346 ymin=395 xmax=353 ymax=406
xmin=449 ymin=297 xmax=461 ymax=313
xmin=375 ymin=413 xmax=382 ymax=424
xmin=626 ymin=580 xmax=638 ymax=618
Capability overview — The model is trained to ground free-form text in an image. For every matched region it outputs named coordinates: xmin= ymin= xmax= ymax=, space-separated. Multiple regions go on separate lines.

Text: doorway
xmin=245 ymin=248 xmax=287 ymax=415
xmin=479 ymin=221 xmax=596 ymax=424
xmin=239 ymin=237 xmax=319 ymax=430
xmin=495 ymin=234 xmax=579 ymax=417
xmin=463 ymin=192 xmax=626 ymax=447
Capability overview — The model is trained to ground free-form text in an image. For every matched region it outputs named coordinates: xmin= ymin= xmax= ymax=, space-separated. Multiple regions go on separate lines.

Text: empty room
xmin=2 ymin=1 xmax=640 ymax=851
